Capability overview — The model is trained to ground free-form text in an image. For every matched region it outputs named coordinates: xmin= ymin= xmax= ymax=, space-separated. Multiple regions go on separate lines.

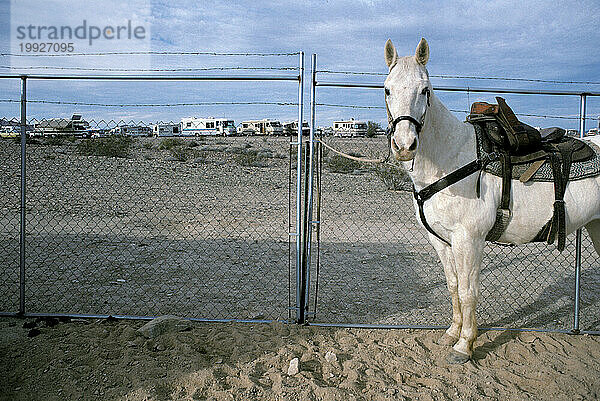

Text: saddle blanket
xmin=474 ymin=125 xmax=600 ymax=182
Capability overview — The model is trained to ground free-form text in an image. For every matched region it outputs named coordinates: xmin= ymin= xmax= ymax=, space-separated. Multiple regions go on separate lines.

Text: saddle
xmin=467 ymin=97 xmax=595 ymax=251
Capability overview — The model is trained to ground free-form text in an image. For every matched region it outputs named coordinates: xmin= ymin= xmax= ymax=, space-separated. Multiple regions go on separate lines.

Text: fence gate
xmin=0 ymin=51 xmax=307 ymax=323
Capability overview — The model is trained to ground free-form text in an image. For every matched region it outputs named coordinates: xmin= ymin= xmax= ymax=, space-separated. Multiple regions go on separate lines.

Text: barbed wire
xmin=315 ymin=103 xmax=599 ymax=120
xmin=0 ymin=98 xmax=596 ymax=120
xmin=0 ymin=99 xmax=298 ymax=107
xmin=1 ymin=51 xmax=300 ymax=57
xmin=0 ymin=65 xmax=298 ymax=72
xmin=316 ymin=70 xmax=600 ymax=85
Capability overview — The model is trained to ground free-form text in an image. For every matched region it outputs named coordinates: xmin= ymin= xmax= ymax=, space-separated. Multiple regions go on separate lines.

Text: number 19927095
xmin=19 ymin=42 xmax=74 ymax=52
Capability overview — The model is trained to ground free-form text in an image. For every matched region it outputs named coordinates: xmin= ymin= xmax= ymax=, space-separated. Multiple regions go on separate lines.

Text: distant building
xmin=0 ymin=118 xmax=32 ymax=137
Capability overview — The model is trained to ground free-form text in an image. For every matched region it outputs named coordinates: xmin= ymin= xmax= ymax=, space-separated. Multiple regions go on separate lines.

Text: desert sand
xmin=1 ymin=316 xmax=599 ymax=401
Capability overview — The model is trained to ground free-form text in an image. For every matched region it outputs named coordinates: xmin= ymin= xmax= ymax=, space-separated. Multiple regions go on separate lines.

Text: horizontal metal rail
xmin=315 ymin=81 xmax=600 ymax=96
xmin=2 ymin=312 xmax=598 ymax=335
xmin=0 ymin=74 xmax=300 ymax=82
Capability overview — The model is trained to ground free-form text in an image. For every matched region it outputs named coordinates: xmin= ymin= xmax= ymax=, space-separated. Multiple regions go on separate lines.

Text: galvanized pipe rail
xmin=308 ymin=66 xmax=600 ymax=333
xmin=0 ymin=74 xmax=299 ymax=81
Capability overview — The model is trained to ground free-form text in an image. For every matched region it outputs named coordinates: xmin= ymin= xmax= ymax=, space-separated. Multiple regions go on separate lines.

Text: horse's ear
xmin=415 ymin=38 xmax=429 ymax=66
xmin=385 ymin=39 xmax=398 ymax=70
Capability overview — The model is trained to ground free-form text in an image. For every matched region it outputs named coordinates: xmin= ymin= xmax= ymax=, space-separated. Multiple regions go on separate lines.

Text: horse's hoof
xmin=446 ymin=349 xmax=470 ymax=365
xmin=437 ymin=333 xmax=458 ymax=346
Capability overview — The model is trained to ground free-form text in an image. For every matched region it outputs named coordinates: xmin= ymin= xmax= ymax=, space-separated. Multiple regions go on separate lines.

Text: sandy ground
xmin=1 ymin=316 xmax=599 ymax=401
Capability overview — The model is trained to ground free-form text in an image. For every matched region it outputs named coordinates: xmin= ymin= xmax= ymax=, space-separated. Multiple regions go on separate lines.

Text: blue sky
xmin=1 ymin=0 xmax=600 ymax=130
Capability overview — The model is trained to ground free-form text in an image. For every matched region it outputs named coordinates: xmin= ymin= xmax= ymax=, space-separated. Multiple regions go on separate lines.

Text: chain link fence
xmin=0 ymin=51 xmax=305 ymax=321
xmin=2 ymin=60 xmax=600 ymax=332
xmin=0 ymin=126 xmax=299 ymax=321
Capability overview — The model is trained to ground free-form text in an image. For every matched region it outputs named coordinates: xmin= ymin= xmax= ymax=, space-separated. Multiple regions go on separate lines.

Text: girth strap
xmin=413 ymin=152 xmax=500 ymax=245
xmin=547 ymin=146 xmax=572 ymax=251
xmin=485 ymin=152 xmax=512 ymax=242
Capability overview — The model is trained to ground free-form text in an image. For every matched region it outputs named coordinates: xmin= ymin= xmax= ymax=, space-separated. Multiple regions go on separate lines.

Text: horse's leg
xmin=431 ymin=239 xmax=460 ymax=346
xmin=584 ymin=219 xmax=600 ymax=256
xmin=446 ymin=233 xmax=485 ymax=364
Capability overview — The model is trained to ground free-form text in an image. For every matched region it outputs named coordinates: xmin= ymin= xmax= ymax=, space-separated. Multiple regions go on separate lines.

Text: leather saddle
xmin=467 ymin=97 xmax=595 ymax=251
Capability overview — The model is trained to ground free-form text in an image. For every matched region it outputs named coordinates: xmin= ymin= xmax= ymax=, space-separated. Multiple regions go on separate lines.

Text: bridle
xmin=385 ymin=87 xmax=431 ymax=138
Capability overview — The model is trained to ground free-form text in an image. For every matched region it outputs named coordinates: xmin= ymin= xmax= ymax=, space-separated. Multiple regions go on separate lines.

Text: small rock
xmin=324 ymin=351 xmax=337 ymax=364
xmin=137 ymin=315 xmax=193 ymax=339
xmin=287 ymin=358 xmax=299 ymax=375
xmin=27 ymin=328 xmax=41 ymax=337
xmin=23 ymin=321 xmax=37 ymax=329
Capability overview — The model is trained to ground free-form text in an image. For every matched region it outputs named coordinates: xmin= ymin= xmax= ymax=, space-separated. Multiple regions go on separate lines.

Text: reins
xmin=317 ymin=135 xmax=393 ymax=165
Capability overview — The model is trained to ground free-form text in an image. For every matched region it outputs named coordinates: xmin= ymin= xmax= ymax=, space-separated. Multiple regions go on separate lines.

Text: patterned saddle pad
xmin=474 ymin=125 xmax=600 ymax=182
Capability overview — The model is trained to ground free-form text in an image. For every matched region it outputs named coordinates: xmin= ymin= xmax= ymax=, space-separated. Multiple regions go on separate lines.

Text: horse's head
xmin=384 ymin=38 xmax=431 ymax=161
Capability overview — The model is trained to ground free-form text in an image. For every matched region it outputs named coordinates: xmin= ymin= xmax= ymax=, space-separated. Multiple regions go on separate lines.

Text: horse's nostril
xmin=408 ymin=138 xmax=418 ymax=151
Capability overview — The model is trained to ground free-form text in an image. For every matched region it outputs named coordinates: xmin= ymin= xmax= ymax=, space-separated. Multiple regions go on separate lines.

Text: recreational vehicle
xmin=180 ymin=117 xmax=236 ymax=136
xmin=109 ymin=125 xmax=151 ymax=137
xmin=151 ymin=123 xmax=181 ymax=137
xmin=332 ymin=119 xmax=368 ymax=137
xmin=283 ymin=121 xmax=310 ymax=136
xmin=237 ymin=119 xmax=283 ymax=136
xmin=33 ymin=114 xmax=90 ymax=137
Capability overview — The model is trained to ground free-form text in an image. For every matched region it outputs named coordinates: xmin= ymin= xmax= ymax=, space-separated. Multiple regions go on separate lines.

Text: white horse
xmin=384 ymin=38 xmax=600 ymax=364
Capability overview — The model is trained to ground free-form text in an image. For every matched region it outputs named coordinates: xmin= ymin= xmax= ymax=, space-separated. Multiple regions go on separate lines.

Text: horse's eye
xmin=385 ymin=88 xmax=390 ymax=96
xmin=421 ymin=87 xmax=430 ymax=95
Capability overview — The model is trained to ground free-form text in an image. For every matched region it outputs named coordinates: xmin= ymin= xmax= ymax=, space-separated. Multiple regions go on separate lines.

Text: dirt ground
xmin=1 ymin=316 xmax=599 ymax=401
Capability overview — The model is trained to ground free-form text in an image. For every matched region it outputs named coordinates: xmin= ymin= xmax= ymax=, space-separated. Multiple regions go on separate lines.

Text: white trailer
xmin=332 ymin=119 xmax=368 ymax=137
xmin=180 ymin=117 xmax=236 ymax=136
xmin=151 ymin=123 xmax=181 ymax=137
xmin=283 ymin=121 xmax=309 ymax=136
xmin=109 ymin=125 xmax=152 ymax=137
xmin=237 ymin=119 xmax=283 ymax=136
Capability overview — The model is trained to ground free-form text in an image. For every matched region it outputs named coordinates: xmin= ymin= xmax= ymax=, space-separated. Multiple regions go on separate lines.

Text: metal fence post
xmin=573 ymin=93 xmax=587 ymax=333
xmin=304 ymin=54 xmax=318 ymax=317
xmin=295 ymin=52 xmax=305 ymax=323
xmin=19 ymin=75 xmax=27 ymax=315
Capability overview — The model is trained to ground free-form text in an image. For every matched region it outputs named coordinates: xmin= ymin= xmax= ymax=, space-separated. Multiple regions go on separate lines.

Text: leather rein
xmin=385 ymin=87 xmax=499 ymax=246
